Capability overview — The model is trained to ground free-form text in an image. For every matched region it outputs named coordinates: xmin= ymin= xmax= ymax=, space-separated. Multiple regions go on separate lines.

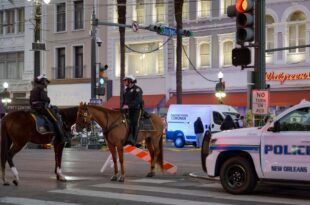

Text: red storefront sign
xmin=266 ymin=71 xmax=310 ymax=84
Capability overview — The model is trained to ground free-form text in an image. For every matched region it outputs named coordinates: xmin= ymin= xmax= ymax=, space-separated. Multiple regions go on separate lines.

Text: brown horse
xmin=75 ymin=103 xmax=164 ymax=182
xmin=1 ymin=107 xmax=78 ymax=186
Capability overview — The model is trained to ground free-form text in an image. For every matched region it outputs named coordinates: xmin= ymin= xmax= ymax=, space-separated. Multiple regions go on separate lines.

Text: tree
xmin=117 ymin=0 xmax=126 ymax=107
xmin=174 ymin=0 xmax=183 ymax=104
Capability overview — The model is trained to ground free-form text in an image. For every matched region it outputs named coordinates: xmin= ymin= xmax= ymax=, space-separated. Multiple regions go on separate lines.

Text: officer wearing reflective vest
xmin=121 ymin=75 xmax=143 ymax=145
xmin=29 ymin=74 xmax=65 ymax=143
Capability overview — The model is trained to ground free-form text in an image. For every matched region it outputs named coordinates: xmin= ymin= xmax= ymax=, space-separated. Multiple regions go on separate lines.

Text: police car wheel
xmin=220 ymin=157 xmax=257 ymax=194
xmin=174 ymin=136 xmax=185 ymax=148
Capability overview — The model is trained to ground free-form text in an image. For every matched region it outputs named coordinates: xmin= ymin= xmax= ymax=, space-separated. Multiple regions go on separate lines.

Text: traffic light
xmin=232 ymin=47 xmax=251 ymax=66
xmin=235 ymin=0 xmax=254 ymax=44
xmin=227 ymin=0 xmax=254 ymax=45
xmin=180 ymin=29 xmax=193 ymax=37
xmin=215 ymin=81 xmax=225 ymax=93
xmin=97 ymin=65 xmax=107 ymax=96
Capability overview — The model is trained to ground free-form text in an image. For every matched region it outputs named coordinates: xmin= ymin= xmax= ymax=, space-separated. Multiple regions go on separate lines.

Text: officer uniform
xmin=30 ymin=75 xmax=65 ymax=143
xmin=122 ymin=79 xmax=143 ymax=145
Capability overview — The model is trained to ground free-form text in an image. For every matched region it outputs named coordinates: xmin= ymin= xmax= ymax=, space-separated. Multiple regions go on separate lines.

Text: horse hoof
xmin=110 ymin=175 xmax=117 ymax=181
xmin=118 ymin=176 xmax=125 ymax=182
xmin=3 ymin=182 xmax=10 ymax=186
xmin=57 ymin=175 xmax=67 ymax=182
xmin=146 ymin=172 xmax=155 ymax=177
xmin=13 ymin=180 xmax=18 ymax=186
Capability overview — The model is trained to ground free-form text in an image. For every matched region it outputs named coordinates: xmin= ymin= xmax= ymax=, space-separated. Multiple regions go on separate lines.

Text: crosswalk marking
xmin=50 ymin=188 xmax=230 ymax=205
xmin=0 ymin=197 xmax=79 ymax=205
xmin=130 ymin=178 xmax=176 ymax=184
xmin=92 ymin=183 xmax=310 ymax=205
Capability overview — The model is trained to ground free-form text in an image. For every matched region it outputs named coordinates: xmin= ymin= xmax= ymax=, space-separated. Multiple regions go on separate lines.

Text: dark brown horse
xmin=75 ymin=103 xmax=164 ymax=182
xmin=1 ymin=107 xmax=78 ymax=186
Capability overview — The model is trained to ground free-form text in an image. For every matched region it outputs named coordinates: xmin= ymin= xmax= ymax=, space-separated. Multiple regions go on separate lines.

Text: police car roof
xmin=275 ymin=99 xmax=310 ymax=120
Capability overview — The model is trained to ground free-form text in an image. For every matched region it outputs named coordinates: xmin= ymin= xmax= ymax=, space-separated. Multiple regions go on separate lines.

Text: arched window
xmin=287 ymin=11 xmax=306 ymax=53
xmin=200 ymin=43 xmax=210 ymax=67
xmin=223 ymin=41 xmax=233 ymax=66
xmin=266 ymin=15 xmax=275 ymax=53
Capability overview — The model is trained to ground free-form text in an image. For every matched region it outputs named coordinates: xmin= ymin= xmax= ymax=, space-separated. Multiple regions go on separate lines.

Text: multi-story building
xmin=1 ymin=0 xmax=310 ymax=117
xmin=103 ymin=0 xmax=310 ymax=116
xmin=0 ymin=1 xmax=32 ymax=112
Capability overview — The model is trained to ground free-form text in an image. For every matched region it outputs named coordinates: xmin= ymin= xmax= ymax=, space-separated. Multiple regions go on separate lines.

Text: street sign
xmin=252 ymin=90 xmax=269 ymax=115
xmin=132 ymin=21 xmax=139 ymax=32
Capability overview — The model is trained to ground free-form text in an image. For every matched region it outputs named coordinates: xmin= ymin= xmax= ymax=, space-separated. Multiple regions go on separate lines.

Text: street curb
xmin=188 ymin=172 xmax=219 ymax=181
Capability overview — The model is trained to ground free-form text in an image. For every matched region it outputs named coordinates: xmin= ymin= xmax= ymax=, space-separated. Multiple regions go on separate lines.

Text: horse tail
xmin=1 ymin=118 xmax=9 ymax=171
xmin=157 ymin=134 xmax=164 ymax=171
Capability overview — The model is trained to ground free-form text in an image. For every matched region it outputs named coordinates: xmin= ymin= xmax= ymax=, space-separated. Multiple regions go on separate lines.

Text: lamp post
xmin=215 ymin=71 xmax=226 ymax=104
xmin=1 ymin=82 xmax=12 ymax=114
xmin=28 ymin=0 xmax=51 ymax=79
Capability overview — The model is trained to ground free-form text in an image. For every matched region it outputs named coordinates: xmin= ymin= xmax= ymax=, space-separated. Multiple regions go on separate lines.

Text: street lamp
xmin=215 ymin=71 xmax=226 ymax=104
xmin=28 ymin=0 xmax=51 ymax=79
xmin=1 ymin=82 xmax=12 ymax=113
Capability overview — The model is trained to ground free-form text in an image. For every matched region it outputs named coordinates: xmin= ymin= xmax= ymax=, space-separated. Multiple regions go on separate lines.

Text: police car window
xmin=213 ymin=111 xmax=223 ymax=125
xmin=278 ymin=107 xmax=310 ymax=131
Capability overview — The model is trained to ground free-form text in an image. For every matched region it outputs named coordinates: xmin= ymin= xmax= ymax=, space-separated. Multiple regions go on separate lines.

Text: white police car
xmin=202 ymin=100 xmax=310 ymax=194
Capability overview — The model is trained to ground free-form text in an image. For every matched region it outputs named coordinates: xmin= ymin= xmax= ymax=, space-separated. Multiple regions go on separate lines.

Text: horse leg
xmin=54 ymin=142 xmax=66 ymax=181
xmin=117 ymin=145 xmax=125 ymax=182
xmin=145 ymin=137 xmax=156 ymax=177
xmin=107 ymin=143 xmax=118 ymax=181
xmin=7 ymin=143 xmax=24 ymax=186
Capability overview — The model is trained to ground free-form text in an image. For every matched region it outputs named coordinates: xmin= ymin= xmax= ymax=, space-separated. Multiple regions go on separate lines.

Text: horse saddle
xmin=139 ymin=115 xmax=155 ymax=131
xmin=30 ymin=112 xmax=54 ymax=135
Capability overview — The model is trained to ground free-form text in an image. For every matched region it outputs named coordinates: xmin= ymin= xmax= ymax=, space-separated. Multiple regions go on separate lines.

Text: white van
xmin=166 ymin=104 xmax=239 ymax=148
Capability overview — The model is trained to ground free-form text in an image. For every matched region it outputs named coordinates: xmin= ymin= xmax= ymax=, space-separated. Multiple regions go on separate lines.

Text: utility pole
xmin=254 ymin=0 xmax=266 ymax=90
xmin=34 ymin=1 xmax=41 ymax=78
xmin=90 ymin=7 xmax=97 ymax=99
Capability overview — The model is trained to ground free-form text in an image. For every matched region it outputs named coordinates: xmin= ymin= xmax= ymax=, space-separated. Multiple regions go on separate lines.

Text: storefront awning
xmin=104 ymin=94 xmax=165 ymax=109
xmin=165 ymin=90 xmax=310 ymax=107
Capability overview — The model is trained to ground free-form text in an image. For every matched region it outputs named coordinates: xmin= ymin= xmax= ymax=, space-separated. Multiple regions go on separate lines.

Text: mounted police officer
xmin=121 ymin=75 xmax=143 ymax=145
xmin=29 ymin=74 xmax=65 ymax=143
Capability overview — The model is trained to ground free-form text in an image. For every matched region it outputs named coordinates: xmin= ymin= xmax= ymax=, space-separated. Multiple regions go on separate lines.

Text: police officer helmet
xmin=123 ymin=75 xmax=137 ymax=83
xmin=35 ymin=74 xmax=50 ymax=84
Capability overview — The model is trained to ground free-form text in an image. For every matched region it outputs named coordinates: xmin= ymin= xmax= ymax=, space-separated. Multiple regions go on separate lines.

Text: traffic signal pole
xmin=254 ymin=0 xmax=266 ymax=90
xmin=91 ymin=8 xmax=97 ymax=99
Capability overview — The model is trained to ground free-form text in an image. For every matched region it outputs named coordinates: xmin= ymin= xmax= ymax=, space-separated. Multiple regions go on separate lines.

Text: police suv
xmin=202 ymin=100 xmax=310 ymax=194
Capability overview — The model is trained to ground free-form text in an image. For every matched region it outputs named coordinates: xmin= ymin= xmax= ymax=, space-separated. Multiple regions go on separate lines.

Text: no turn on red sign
xmin=252 ymin=90 xmax=270 ymax=115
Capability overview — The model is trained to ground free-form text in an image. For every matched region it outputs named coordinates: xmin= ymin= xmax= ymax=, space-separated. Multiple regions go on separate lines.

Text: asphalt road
xmin=0 ymin=144 xmax=309 ymax=205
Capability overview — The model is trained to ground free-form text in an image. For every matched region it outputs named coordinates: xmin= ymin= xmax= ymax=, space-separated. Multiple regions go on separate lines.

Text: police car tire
xmin=220 ymin=157 xmax=257 ymax=194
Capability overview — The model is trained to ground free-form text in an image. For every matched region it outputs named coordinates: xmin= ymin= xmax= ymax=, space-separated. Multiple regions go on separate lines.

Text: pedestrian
xmin=220 ymin=115 xmax=237 ymax=131
xmin=239 ymin=115 xmax=244 ymax=128
xmin=29 ymin=74 xmax=65 ymax=143
xmin=121 ymin=75 xmax=143 ymax=145
xmin=194 ymin=117 xmax=204 ymax=148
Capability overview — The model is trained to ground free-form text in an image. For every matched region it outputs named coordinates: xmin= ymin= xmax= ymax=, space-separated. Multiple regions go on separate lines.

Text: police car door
xmin=261 ymin=107 xmax=310 ymax=180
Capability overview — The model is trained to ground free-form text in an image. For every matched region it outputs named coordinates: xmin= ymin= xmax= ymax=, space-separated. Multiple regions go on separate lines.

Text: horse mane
xmin=88 ymin=105 xmax=120 ymax=114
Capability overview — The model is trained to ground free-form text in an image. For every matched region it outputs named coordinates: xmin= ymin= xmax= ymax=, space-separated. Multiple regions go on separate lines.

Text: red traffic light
xmin=236 ymin=0 xmax=254 ymax=13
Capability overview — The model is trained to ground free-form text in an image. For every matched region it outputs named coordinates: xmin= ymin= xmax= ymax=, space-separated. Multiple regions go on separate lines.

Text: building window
xmin=199 ymin=43 xmax=211 ymax=67
xmin=56 ymin=48 xmax=66 ymax=79
xmin=181 ymin=44 xmax=189 ymax=69
xmin=182 ymin=1 xmax=189 ymax=20
xmin=266 ymin=15 xmax=275 ymax=53
xmin=17 ymin=8 xmax=25 ymax=33
xmin=74 ymin=46 xmax=83 ymax=78
xmin=56 ymin=3 xmax=66 ymax=32
xmin=0 ymin=11 xmax=3 ymax=35
xmin=223 ymin=41 xmax=233 ymax=66
xmin=288 ymin=11 xmax=306 ymax=53
xmin=74 ymin=0 xmax=84 ymax=30
xmin=222 ymin=0 xmax=235 ymax=15
xmin=198 ymin=0 xmax=211 ymax=18
xmin=0 ymin=52 xmax=24 ymax=79
xmin=136 ymin=0 xmax=144 ymax=24
xmin=156 ymin=0 xmax=165 ymax=23
xmin=115 ymin=42 xmax=164 ymax=77
xmin=6 ymin=9 xmax=15 ymax=34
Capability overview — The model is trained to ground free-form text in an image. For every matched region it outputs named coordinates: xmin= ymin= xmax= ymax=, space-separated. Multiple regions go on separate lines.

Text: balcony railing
xmin=51 ymin=65 xmax=86 ymax=80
